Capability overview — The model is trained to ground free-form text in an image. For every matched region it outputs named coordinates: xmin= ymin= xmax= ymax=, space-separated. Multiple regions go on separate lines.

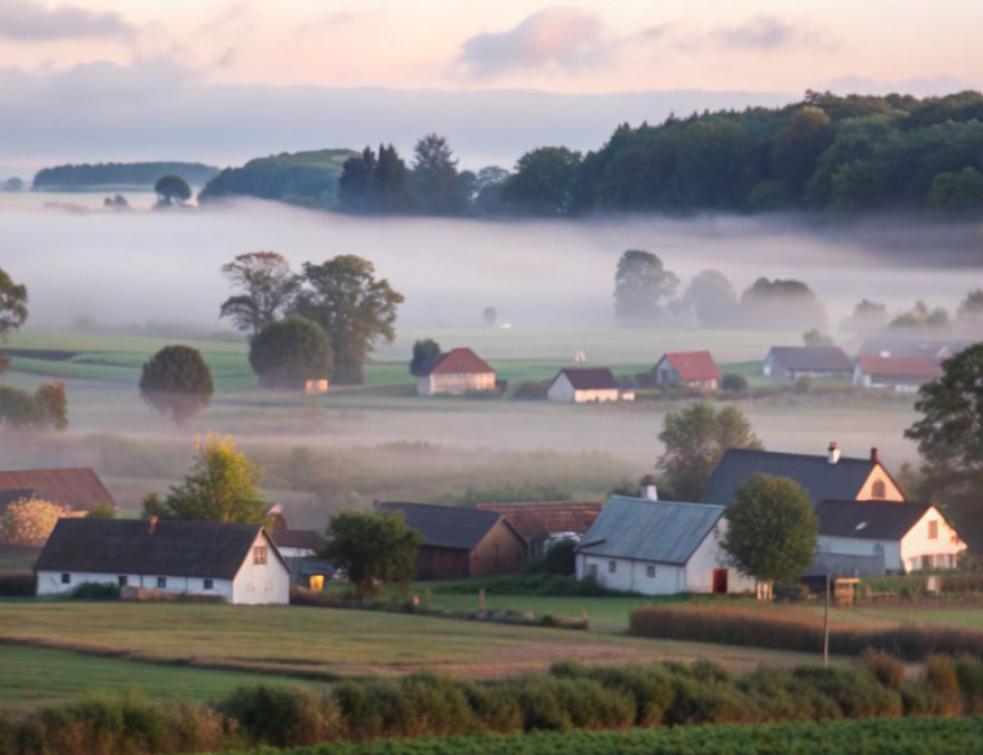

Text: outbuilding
xmin=547 ymin=367 xmax=624 ymax=403
xmin=0 ymin=467 xmax=117 ymax=514
xmin=762 ymin=346 xmax=853 ymax=381
xmin=416 ymin=348 xmax=497 ymax=396
xmin=653 ymin=351 xmax=721 ymax=391
xmin=35 ymin=518 xmax=290 ymax=604
xmin=853 ymin=355 xmax=942 ymax=393
xmin=575 ymin=494 xmax=754 ymax=596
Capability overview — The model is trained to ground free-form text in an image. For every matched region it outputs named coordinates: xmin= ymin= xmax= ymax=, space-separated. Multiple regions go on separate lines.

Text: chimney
xmin=148 ymin=515 xmax=159 ymax=534
xmin=643 ymin=483 xmax=658 ymax=501
xmin=827 ymin=441 xmax=840 ymax=465
xmin=870 ymin=447 xmax=879 ymax=463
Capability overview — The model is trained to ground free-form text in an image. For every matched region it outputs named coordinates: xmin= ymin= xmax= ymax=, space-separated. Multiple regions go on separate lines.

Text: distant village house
xmin=475 ymin=501 xmax=602 ymax=556
xmin=653 ymin=351 xmax=721 ymax=391
xmin=762 ymin=346 xmax=853 ymax=381
xmin=0 ymin=467 xmax=117 ymax=514
xmin=416 ymin=348 xmax=497 ymax=396
xmin=547 ymin=367 xmax=628 ymax=403
xmin=853 ymin=355 xmax=942 ymax=393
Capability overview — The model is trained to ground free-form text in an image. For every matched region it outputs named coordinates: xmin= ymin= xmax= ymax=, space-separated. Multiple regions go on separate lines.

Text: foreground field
xmin=229 ymin=717 xmax=983 ymax=755
xmin=0 ymin=602 xmax=827 ymax=690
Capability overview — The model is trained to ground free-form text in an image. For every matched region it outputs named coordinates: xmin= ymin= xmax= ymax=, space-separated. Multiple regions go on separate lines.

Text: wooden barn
xmin=475 ymin=501 xmax=602 ymax=554
xmin=377 ymin=501 xmax=527 ymax=579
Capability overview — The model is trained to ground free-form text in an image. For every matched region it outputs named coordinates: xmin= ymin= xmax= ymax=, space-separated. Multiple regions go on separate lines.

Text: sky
xmin=0 ymin=1 xmax=980 ymax=174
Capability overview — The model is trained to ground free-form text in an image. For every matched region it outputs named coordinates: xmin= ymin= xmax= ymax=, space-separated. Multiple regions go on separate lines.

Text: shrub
xmin=511 ymin=381 xmax=549 ymax=400
xmin=955 ymin=656 xmax=983 ymax=714
xmin=792 ymin=375 xmax=812 ymax=394
xmin=220 ymin=685 xmax=340 ymax=747
xmin=69 ymin=582 xmax=120 ymax=600
xmin=721 ymin=373 xmax=748 ymax=392
xmin=922 ymin=655 xmax=963 ymax=716
xmin=460 ymin=682 xmax=523 ymax=733
xmin=249 ymin=317 xmax=334 ymax=390
xmin=862 ymin=649 xmax=906 ymax=689
xmin=792 ymin=667 xmax=902 ymax=719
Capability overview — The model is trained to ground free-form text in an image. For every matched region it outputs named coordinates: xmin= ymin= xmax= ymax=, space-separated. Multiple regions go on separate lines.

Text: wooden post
xmin=823 ymin=573 xmax=831 ymax=667
xmin=478 ymin=588 xmax=485 ymax=610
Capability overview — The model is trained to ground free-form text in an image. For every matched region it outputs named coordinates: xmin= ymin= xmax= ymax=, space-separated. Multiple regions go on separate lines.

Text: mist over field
xmin=2 ymin=194 xmax=982 ymax=334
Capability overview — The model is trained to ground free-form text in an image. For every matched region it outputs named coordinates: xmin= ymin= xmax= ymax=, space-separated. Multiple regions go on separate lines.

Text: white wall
xmin=817 ymin=536 xmax=901 ymax=571
xmin=685 ymin=523 xmax=756 ymax=594
xmin=547 ymin=373 xmax=576 ymax=402
xmin=36 ymin=570 xmax=233 ymax=600
xmin=231 ymin=531 xmax=291 ymax=605
xmin=857 ymin=469 xmax=905 ymax=501
xmin=655 ymin=360 xmax=677 ymax=386
xmin=418 ymin=372 xmax=496 ymax=396
xmin=548 ymin=374 xmax=620 ymax=403
xmin=900 ymin=507 xmax=966 ymax=572
xmin=278 ymin=546 xmax=316 ymax=559
xmin=577 ymin=553 xmax=686 ymax=595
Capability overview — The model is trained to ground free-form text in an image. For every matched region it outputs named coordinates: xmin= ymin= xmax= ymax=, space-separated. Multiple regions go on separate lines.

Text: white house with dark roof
xmin=547 ymin=367 xmax=626 ymax=403
xmin=762 ymin=346 xmax=853 ymax=381
xmin=575 ymin=494 xmax=755 ymax=596
xmin=35 ymin=518 xmax=290 ymax=604
xmin=816 ymin=500 xmax=966 ymax=574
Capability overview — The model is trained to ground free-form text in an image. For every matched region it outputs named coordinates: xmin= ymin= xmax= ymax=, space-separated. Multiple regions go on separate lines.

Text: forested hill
xmin=198 ymin=149 xmax=358 ymax=207
xmin=32 ymin=161 xmax=219 ymax=190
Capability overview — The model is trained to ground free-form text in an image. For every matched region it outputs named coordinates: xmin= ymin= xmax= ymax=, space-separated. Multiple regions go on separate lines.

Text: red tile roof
xmin=475 ymin=502 xmax=602 ymax=541
xmin=0 ymin=468 xmax=116 ymax=512
xmin=661 ymin=351 xmax=721 ymax=382
xmin=855 ymin=355 xmax=942 ymax=380
xmin=423 ymin=348 xmax=494 ymax=376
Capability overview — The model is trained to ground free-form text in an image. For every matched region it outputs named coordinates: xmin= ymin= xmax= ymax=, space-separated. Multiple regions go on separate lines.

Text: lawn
xmin=0 ymin=602 xmax=827 ymax=684
xmin=0 ymin=644 xmax=325 ymax=710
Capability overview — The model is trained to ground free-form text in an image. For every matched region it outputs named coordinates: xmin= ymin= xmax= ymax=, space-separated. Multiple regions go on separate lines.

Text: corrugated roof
xmin=701 ymin=448 xmax=877 ymax=506
xmin=817 ymin=500 xmax=933 ymax=540
xmin=376 ymin=501 xmax=511 ymax=550
xmin=475 ymin=502 xmax=602 ymax=540
xmin=660 ymin=351 xmax=721 ymax=381
xmin=35 ymin=519 xmax=283 ymax=579
xmin=766 ymin=346 xmax=853 ymax=373
xmin=577 ymin=495 xmax=724 ymax=565
xmin=422 ymin=348 xmax=494 ymax=376
xmin=554 ymin=367 xmax=618 ymax=390
xmin=0 ymin=468 xmax=116 ymax=512
xmin=855 ymin=355 xmax=942 ymax=381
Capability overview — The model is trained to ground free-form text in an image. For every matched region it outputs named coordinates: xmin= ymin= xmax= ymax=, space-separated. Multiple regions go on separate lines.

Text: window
xmin=608 ymin=560 xmax=617 ymax=574
xmin=117 ymin=576 xmax=128 ymax=587
xmin=646 ymin=565 xmax=656 ymax=578
xmin=587 ymin=564 xmax=598 ymax=578
xmin=928 ymin=521 xmax=938 ymax=540
xmin=203 ymin=578 xmax=213 ymax=590
xmin=156 ymin=576 xmax=167 ymax=588
xmin=60 ymin=573 xmax=70 ymax=585
xmin=253 ymin=545 xmax=268 ymax=565
xmin=871 ymin=479 xmax=886 ymax=499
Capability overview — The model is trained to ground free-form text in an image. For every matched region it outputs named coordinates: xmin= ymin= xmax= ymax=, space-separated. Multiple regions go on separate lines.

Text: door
xmin=712 ymin=569 xmax=728 ymax=594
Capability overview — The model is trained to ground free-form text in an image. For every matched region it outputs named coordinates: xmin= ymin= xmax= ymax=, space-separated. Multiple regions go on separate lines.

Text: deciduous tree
xmin=613 ymin=250 xmax=679 ymax=325
xmin=220 ymin=252 xmax=298 ymax=335
xmin=138 ymin=345 xmax=214 ymax=424
xmin=0 ymin=266 xmax=27 ymax=374
xmin=249 ymin=317 xmax=333 ymax=390
xmin=1 ymin=497 xmax=74 ymax=545
xmin=154 ymin=175 xmax=192 ymax=206
xmin=410 ymin=338 xmax=441 ymax=377
xmin=501 ymin=147 xmax=581 ymax=216
xmin=321 ymin=510 xmax=421 ymax=599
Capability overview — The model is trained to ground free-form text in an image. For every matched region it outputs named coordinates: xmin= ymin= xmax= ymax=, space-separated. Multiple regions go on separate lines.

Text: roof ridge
xmin=724 ymin=448 xmax=873 ymax=465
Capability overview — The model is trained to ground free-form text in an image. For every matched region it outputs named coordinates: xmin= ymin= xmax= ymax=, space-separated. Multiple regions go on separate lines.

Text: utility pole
xmin=823 ymin=573 xmax=831 ymax=667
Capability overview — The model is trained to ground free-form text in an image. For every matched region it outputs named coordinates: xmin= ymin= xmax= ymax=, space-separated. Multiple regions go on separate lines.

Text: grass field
xmin=0 ymin=644 xmax=324 ymax=710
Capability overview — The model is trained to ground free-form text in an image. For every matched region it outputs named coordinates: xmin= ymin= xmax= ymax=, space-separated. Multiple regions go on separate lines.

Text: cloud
xmin=713 ymin=15 xmax=798 ymax=50
xmin=0 ymin=0 xmax=133 ymax=40
xmin=456 ymin=7 xmax=611 ymax=77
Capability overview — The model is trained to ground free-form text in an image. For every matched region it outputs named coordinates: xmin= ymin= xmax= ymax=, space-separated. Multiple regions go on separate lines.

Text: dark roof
xmin=578 ymin=496 xmax=724 ymax=565
xmin=554 ymin=367 xmax=618 ymax=390
xmin=855 ymin=355 xmax=942 ymax=381
xmin=766 ymin=346 xmax=853 ymax=373
xmin=816 ymin=500 xmax=934 ymax=540
xmin=35 ymin=519 xmax=284 ymax=579
xmin=701 ymin=448 xmax=879 ymax=506
xmin=858 ymin=335 xmax=970 ymax=360
xmin=272 ymin=528 xmax=324 ymax=551
xmin=659 ymin=351 xmax=721 ymax=382
xmin=0 ymin=468 xmax=116 ymax=512
xmin=475 ymin=502 xmax=602 ymax=540
xmin=376 ymin=501 xmax=518 ymax=550
xmin=421 ymin=348 xmax=494 ymax=376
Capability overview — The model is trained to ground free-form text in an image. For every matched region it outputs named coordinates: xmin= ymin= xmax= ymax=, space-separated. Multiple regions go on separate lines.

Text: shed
xmin=547 ymin=367 xmax=622 ymax=403
xmin=853 ymin=355 xmax=942 ymax=392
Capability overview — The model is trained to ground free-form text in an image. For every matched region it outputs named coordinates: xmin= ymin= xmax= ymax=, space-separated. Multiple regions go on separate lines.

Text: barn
xmin=35 ymin=518 xmax=290 ymax=604
xmin=416 ymin=348 xmax=497 ymax=396
xmin=762 ymin=346 xmax=853 ymax=381
xmin=0 ymin=467 xmax=117 ymax=513
xmin=377 ymin=501 xmax=527 ymax=579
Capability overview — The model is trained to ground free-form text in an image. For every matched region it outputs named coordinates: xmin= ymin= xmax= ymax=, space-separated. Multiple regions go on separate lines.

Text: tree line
xmin=32 ymin=162 xmax=218 ymax=190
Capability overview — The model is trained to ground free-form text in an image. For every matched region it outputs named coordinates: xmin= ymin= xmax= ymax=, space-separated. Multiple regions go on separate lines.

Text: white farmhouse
xmin=416 ymin=348 xmax=497 ymax=396
xmin=575 ymin=494 xmax=755 ymax=596
xmin=547 ymin=367 xmax=624 ymax=403
xmin=816 ymin=499 xmax=966 ymax=574
xmin=35 ymin=518 xmax=290 ymax=605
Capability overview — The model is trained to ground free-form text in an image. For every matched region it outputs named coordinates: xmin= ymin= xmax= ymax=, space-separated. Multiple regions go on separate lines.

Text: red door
xmin=712 ymin=569 xmax=728 ymax=594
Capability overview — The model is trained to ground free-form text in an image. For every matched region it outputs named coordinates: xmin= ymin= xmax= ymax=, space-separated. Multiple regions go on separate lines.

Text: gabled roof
xmin=475 ymin=502 xmax=602 ymax=541
xmin=0 ymin=468 xmax=116 ymax=512
xmin=553 ymin=367 xmax=618 ymax=390
xmin=766 ymin=346 xmax=853 ymax=373
xmin=816 ymin=500 xmax=935 ymax=540
xmin=658 ymin=351 xmax=721 ymax=382
xmin=858 ymin=335 xmax=970 ymax=360
xmin=855 ymin=355 xmax=942 ymax=381
xmin=421 ymin=348 xmax=494 ymax=376
xmin=701 ymin=448 xmax=880 ymax=506
xmin=35 ymin=519 xmax=285 ymax=579
xmin=376 ymin=501 xmax=519 ymax=550
xmin=577 ymin=495 xmax=725 ymax=565
xmin=271 ymin=528 xmax=324 ymax=551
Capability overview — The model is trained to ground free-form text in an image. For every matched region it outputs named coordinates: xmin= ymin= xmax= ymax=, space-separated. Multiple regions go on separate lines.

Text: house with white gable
xmin=35 ymin=518 xmax=290 ymax=604
xmin=547 ymin=367 xmax=627 ymax=403
xmin=575 ymin=491 xmax=755 ymax=596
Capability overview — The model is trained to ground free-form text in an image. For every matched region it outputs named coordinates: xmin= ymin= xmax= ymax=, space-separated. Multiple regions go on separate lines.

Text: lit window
xmin=608 ymin=560 xmax=617 ymax=574
xmin=646 ymin=565 xmax=656 ymax=578
xmin=203 ymin=578 xmax=213 ymax=590
xmin=117 ymin=576 xmax=127 ymax=587
xmin=871 ymin=480 xmax=886 ymax=499
xmin=60 ymin=573 xmax=70 ymax=584
xmin=928 ymin=521 xmax=938 ymax=540
xmin=157 ymin=576 xmax=167 ymax=588
xmin=253 ymin=546 xmax=268 ymax=565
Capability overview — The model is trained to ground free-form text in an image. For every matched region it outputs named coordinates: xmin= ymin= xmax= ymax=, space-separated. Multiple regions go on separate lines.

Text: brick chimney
xmin=870 ymin=447 xmax=880 ymax=463
xmin=827 ymin=441 xmax=840 ymax=465
xmin=148 ymin=515 xmax=159 ymax=534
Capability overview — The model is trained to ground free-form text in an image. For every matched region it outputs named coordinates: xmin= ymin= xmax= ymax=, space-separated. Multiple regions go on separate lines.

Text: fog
xmin=2 ymin=193 xmax=982 ymax=334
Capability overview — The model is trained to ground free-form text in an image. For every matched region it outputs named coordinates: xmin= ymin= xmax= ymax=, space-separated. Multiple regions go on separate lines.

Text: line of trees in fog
xmin=32 ymin=162 xmax=219 ymax=190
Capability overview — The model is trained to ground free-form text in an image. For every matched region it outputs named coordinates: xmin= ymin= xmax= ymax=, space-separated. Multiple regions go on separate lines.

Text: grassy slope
xmin=0 ymin=602 xmax=826 ymax=682
xmin=0 ymin=644 xmax=324 ymax=710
